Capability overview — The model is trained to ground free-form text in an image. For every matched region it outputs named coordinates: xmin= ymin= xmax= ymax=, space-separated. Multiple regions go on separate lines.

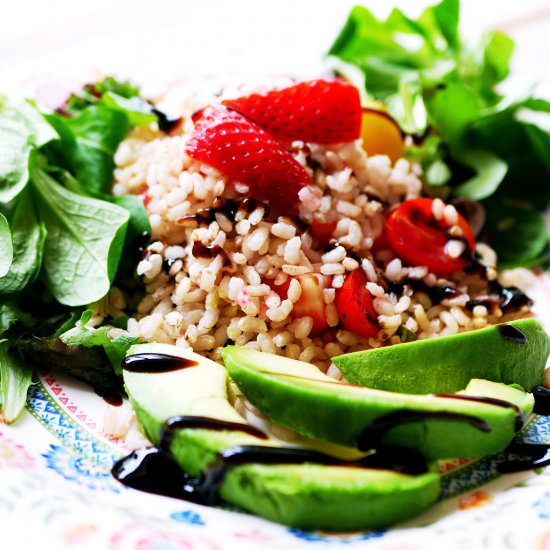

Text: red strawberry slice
xmin=186 ymin=107 xmax=311 ymax=214
xmin=223 ymin=79 xmax=362 ymax=144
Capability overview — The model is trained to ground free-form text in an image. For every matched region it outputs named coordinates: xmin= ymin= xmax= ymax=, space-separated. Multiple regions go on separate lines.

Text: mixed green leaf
xmin=0 ymin=77 xmax=155 ymax=422
xmin=329 ymin=0 xmax=550 ymax=267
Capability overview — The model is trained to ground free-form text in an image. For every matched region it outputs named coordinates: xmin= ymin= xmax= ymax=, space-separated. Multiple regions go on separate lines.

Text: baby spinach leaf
xmin=0 ymin=339 xmax=33 ymax=424
xmin=481 ymin=32 xmax=514 ymax=89
xmin=44 ymin=165 xmax=150 ymax=278
xmin=425 ymin=158 xmax=451 ymax=187
xmin=425 ymin=81 xmax=481 ymax=150
xmin=0 ymin=303 xmax=26 ymax=336
xmin=31 ymin=167 xmax=129 ymax=306
xmin=453 ymin=151 xmax=507 ymax=200
xmin=47 ymin=106 xmax=130 ymax=195
xmin=0 ymin=97 xmax=56 ymax=203
xmin=101 ymin=92 xmax=157 ymax=127
xmin=432 ymin=0 xmax=459 ymax=50
xmin=0 ymin=212 xmax=12 ymax=277
xmin=484 ymin=200 xmax=549 ymax=268
xmin=0 ymin=187 xmax=46 ymax=293
xmin=468 ymin=116 xmax=550 ymax=205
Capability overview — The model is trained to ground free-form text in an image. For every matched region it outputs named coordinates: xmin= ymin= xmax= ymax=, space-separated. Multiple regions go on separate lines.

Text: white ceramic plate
xmin=2 ymin=273 xmax=550 ymax=549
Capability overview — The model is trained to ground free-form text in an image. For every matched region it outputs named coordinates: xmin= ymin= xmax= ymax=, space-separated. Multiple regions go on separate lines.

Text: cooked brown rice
xmin=92 ymin=77 xmax=532 ymax=373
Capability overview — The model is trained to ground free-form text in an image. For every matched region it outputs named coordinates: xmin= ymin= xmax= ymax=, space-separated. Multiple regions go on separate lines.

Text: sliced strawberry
xmin=335 ymin=268 xmax=379 ymax=339
xmin=269 ymin=274 xmax=328 ymax=335
xmin=186 ymin=107 xmax=311 ymax=214
xmin=223 ymin=79 xmax=362 ymax=144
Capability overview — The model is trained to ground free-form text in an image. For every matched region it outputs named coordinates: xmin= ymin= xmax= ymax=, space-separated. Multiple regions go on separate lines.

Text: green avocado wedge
xmin=123 ymin=343 xmax=440 ymax=531
xmin=333 ymin=318 xmax=550 ymax=394
xmin=221 ymin=346 xmax=533 ymax=461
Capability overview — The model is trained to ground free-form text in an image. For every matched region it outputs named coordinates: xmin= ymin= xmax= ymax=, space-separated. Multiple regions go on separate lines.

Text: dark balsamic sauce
xmin=101 ymin=393 xmax=124 ymax=407
xmin=151 ymin=108 xmax=182 ymax=133
xmin=498 ymin=440 xmax=550 ymax=473
xmin=435 ymin=393 xmax=525 ymax=431
xmin=112 ymin=415 xmax=430 ymax=505
xmin=532 ymin=385 xmax=550 ymax=416
xmin=387 ymin=279 xmax=459 ymax=305
xmin=192 ymin=241 xmax=229 ymax=264
xmin=490 ymin=281 xmax=533 ymax=313
xmin=497 ymin=387 xmax=550 ymax=473
xmin=134 ymin=230 xmax=151 ymax=260
xmin=121 ymin=353 xmax=198 ymax=374
xmin=112 ymin=446 xmax=199 ymax=501
xmin=159 ymin=416 xmax=268 ymax=452
xmin=497 ymin=324 xmax=528 ymax=345
xmin=162 ymin=257 xmax=180 ymax=273
xmin=179 ymin=197 xmax=269 ymax=227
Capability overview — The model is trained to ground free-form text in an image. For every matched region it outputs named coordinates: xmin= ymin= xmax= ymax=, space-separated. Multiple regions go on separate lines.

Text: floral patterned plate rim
xmin=2 ymin=273 xmax=550 ymax=549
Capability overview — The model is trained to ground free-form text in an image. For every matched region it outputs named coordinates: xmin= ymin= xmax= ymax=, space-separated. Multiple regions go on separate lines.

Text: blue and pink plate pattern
xmin=3 ymin=274 xmax=550 ymax=549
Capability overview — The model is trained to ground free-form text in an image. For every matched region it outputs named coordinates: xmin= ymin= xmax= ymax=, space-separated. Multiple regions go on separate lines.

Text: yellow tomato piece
xmin=360 ymin=109 xmax=405 ymax=163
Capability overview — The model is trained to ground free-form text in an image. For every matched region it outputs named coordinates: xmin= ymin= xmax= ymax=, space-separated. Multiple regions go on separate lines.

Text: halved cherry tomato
xmin=268 ymin=274 xmax=328 ymax=335
xmin=385 ymin=198 xmax=475 ymax=274
xmin=140 ymin=190 xmax=151 ymax=208
xmin=334 ymin=268 xmax=378 ymax=338
xmin=310 ymin=218 xmax=337 ymax=248
xmin=371 ymin=226 xmax=391 ymax=254
xmin=361 ymin=108 xmax=405 ymax=163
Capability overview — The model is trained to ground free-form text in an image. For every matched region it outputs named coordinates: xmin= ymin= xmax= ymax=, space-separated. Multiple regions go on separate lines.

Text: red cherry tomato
xmin=267 ymin=274 xmax=329 ymax=336
xmin=334 ymin=268 xmax=378 ymax=338
xmin=310 ymin=219 xmax=337 ymax=248
xmin=385 ymin=198 xmax=475 ymax=274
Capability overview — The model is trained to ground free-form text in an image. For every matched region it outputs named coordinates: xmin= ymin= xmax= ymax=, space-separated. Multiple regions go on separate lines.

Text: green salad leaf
xmin=0 ymin=303 xmax=27 ymax=337
xmin=0 ymin=187 xmax=46 ymax=293
xmin=0 ymin=212 xmax=12 ymax=277
xmin=59 ymin=310 xmax=138 ymax=374
xmin=453 ymin=151 xmax=508 ymax=201
xmin=329 ymin=0 xmax=550 ymax=267
xmin=0 ymin=96 xmax=56 ymax=204
xmin=32 ymin=166 xmax=129 ymax=306
xmin=0 ymin=76 xmax=154 ymax=420
xmin=0 ymin=340 xmax=33 ymax=424
xmin=46 ymin=107 xmax=131 ymax=195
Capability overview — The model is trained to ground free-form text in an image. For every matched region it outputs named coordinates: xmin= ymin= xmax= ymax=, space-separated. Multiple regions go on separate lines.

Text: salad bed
xmin=0 ymin=0 xmax=550 ymax=532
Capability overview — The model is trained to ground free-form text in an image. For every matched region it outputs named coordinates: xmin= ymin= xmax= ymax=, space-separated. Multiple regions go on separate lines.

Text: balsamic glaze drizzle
xmin=159 ymin=415 xmax=268 ymax=452
xmin=151 ymin=108 xmax=182 ymax=133
xmin=179 ymin=197 xmax=268 ymax=227
xmin=121 ymin=353 xmax=198 ymax=374
xmin=497 ymin=324 xmax=528 ymax=345
xmin=532 ymin=385 xmax=550 ymax=416
xmin=498 ymin=441 xmax=550 ymax=473
xmin=435 ymin=393 xmax=525 ymax=431
xmin=496 ymin=387 xmax=550 ymax=473
xmin=112 ymin=415 xmax=431 ymax=504
xmin=114 ymin=351 xmax=550 ymax=503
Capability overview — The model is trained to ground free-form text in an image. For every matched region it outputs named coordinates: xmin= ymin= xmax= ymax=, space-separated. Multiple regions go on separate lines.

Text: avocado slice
xmin=332 ymin=318 xmax=550 ymax=394
xmin=123 ymin=343 xmax=440 ymax=530
xmin=222 ymin=346 xmax=533 ymax=461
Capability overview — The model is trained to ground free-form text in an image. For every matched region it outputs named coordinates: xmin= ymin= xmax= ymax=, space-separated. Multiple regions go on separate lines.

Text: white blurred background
xmin=1 ymin=0 xmax=549 ymax=89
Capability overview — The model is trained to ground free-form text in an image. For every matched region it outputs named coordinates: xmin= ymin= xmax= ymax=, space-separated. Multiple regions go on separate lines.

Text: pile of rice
xmin=101 ymin=77 xmax=531 ymax=375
